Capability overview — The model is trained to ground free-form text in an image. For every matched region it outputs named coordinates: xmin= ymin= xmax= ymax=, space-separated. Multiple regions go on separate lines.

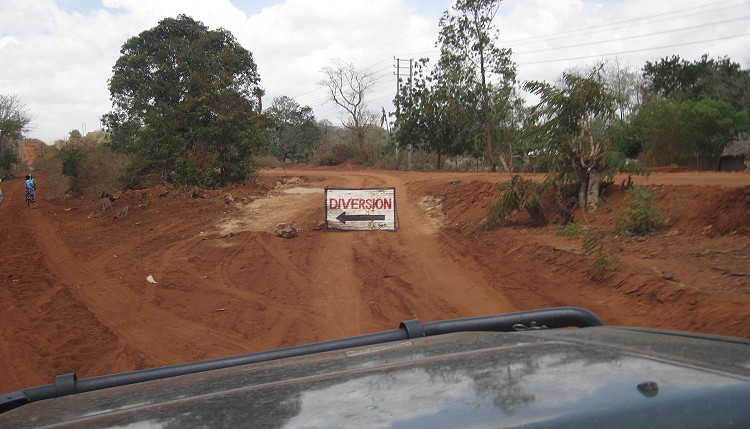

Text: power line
xmin=514 ymin=16 xmax=750 ymax=56
xmin=505 ymin=0 xmax=746 ymax=45
xmin=392 ymin=0 xmax=749 ymax=61
xmin=276 ymin=0 xmax=750 ymax=119
xmin=519 ymin=32 xmax=750 ymax=65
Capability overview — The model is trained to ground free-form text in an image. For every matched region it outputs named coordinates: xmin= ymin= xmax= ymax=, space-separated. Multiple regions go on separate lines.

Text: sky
xmin=1 ymin=0 xmax=748 ymax=143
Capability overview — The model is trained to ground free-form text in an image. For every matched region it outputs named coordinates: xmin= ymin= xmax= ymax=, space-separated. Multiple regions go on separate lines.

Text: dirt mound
xmin=419 ymin=177 xmax=750 ymax=236
xmin=697 ymin=186 xmax=750 ymax=236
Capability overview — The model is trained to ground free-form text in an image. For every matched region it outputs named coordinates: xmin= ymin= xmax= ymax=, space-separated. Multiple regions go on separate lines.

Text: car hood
xmin=2 ymin=326 xmax=750 ymax=428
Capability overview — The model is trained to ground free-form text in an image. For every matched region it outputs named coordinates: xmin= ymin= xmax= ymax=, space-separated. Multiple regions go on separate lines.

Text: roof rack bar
xmin=424 ymin=306 xmax=603 ymax=335
xmin=1 ymin=307 xmax=602 ymax=414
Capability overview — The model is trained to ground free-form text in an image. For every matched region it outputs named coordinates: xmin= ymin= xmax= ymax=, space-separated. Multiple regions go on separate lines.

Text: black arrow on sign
xmin=336 ymin=212 xmax=386 ymax=224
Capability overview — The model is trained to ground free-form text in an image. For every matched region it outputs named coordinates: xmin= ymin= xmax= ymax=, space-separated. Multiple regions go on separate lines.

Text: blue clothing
xmin=25 ymin=178 xmax=36 ymax=205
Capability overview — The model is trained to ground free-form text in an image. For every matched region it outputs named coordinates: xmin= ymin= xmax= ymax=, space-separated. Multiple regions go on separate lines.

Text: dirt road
xmin=1 ymin=167 xmax=749 ymax=394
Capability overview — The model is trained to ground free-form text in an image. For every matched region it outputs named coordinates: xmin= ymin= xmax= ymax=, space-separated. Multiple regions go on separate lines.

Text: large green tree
xmin=435 ymin=0 xmax=518 ymax=172
xmin=102 ymin=15 xmax=263 ymax=188
xmin=264 ymin=96 xmax=321 ymax=163
xmin=680 ymin=100 xmax=750 ymax=170
xmin=629 ymin=98 xmax=749 ymax=169
xmin=643 ymin=54 xmax=750 ymax=113
xmin=394 ymin=59 xmax=471 ymax=169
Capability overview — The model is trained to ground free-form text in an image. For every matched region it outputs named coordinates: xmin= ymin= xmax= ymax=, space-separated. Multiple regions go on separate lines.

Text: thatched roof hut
xmin=719 ymin=135 xmax=750 ymax=172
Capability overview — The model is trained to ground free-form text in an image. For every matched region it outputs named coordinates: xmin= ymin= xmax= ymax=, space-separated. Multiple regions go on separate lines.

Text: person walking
xmin=25 ymin=175 xmax=36 ymax=208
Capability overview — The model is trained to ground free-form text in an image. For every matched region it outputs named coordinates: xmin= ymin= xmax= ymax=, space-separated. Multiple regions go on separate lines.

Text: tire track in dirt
xmin=0 ymin=176 xmax=145 ymax=390
xmin=213 ymin=188 xmax=349 ymax=347
xmin=361 ymin=172 xmax=518 ymax=318
xmin=259 ymin=170 xmax=518 ymax=334
xmin=6 ymin=167 xmax=746 ymax=395
xmin=22 ymin=190 xmax=262 ymax=369
xmin=218 ymin=174 xmax=376 ymax=342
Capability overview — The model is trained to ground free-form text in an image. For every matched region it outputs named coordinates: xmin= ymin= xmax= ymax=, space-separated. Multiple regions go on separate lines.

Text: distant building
xmin=719 ymin=135 xmax=750 ymax=172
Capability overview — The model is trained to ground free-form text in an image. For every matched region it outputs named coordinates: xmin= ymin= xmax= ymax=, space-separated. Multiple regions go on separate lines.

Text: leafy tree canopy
xmin=394 ymin=59 xmax=472 ymax=169
xmin=630 ymin=98 xmax=749 ymax=170
xmin=643 ymin=54 xmax=750 ymax=112
xmin=434 ymin=0 xmax=519 ymax=172
xmin=680 ymin=99 xmax=750 ymax=169
xmin=525 ymin=66 xmax=627 ymax=211
xmin=0 ymin=94 xmax=32 ymax=173
xmin=264 ymin=96 xmax=321 ymax=163
xmin=0 ymin=94 xmax=32 ymax=143
xmin=102 ymin=15 xmax=264 ymax=188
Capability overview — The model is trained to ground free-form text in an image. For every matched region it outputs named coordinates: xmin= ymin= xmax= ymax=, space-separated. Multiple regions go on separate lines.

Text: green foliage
xmin=403 ymin=0 xmax=520 ymax=172
xmin=555 ymin=222 xmax=581 ymax=237
xmin=631 ymin=98 xmax=749 ymax=169
xmin=0 ymin=145 xmax=18 ymax=174
xmin=0 ymin=94 xmax=33 ymax=175
xmin=524 ymin=65 xmax=623 ymax=211
xmin=607 ymin=120 xmax=642 ymax=159
xmin=59 ymin=144 xmax=87 ymax=196
xmin=614 ymin=186 xmax=666 ymax=236
xmin=680 ymin=99 xmax=750 ymax=169
xmin=169 ymin=157 xmax=213 ymax=188
xmin=483 ymin=175 xmax=547 ymax=228
xmin=38 ymin=142 xmax=128 ymax=198
xmin=394 ymin=58 xmax=472 ymax=168
xmin=629 ymin=99 xmax=680 ymax=166
xmin=103 ymin=15 xmax=263 ymax=188
xmin=264 ymin=96 xmax=322 ymax=163
xmin=582 ymin=231 xmax=620 ymax=281
xmin=314 ymin=143 xmax=357 ymax=166
xmin=643 ymin=54 xmax=750 ymax=112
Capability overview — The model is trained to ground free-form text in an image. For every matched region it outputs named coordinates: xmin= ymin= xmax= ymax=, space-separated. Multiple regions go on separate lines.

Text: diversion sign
xmin=325 ymin=188 xmax=397 ymax=231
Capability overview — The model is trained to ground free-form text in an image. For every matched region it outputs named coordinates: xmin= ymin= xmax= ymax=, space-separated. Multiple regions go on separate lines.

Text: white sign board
xmin=325 ymin=188 xmax=397 ymax=231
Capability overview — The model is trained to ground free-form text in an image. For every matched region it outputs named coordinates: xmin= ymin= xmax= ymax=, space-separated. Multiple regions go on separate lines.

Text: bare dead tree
xmin=319 ymin=60 xmax=379 ymax=152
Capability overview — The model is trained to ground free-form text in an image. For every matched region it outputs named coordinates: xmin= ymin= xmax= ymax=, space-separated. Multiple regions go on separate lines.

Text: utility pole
xmin=394 ymin=57 xmax=413 ymax=95
xmin=394 ymin=58 xmax=414 ymax=170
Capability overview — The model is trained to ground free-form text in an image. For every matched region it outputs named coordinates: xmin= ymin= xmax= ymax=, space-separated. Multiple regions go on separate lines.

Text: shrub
xmin=59 ymin=145 xmax=87 ymax=196
xmin=0 ymin=146 xmax=18 ymax=176
xmin=312 ymin=143 xmax=358 ymax=166
xmin=555 ymin=222 xmax=581 ymax=237
xmin=252 ymin=155 xmax=281 ymax=168
xmin=77 ymin=146 xmax=128 ymax=196
xmin=614 ymin=186 xmax=665 ymax=235
xmin=483 ymin=176 xmax=547 ymax=228
xmin=583 ymin=231 xmax=620 ymax=281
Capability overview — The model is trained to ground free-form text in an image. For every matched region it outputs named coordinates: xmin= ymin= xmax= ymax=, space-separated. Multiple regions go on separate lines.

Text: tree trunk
xmin=578 ymin=177 xmax=587 ymax=209
xmin=526 ymin=205 xmax=548 ymax=227
xmin=478 ymin=35 xmax=496 ymax=173
xmin=586 ymin=168 xmax=600 ymax=212
xmin=486 ymin=126 xmax=496 ymax=172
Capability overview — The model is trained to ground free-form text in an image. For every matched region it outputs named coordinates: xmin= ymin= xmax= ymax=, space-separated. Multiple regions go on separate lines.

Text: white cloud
xmin=240 ymin=0 xmax=438 ymax=122
xmin=0 ymin=0 xmax=748 ymax=143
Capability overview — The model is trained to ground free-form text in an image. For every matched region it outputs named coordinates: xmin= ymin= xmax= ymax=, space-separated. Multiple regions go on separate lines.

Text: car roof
xmin=2 ymin=321 xmax=749 ymax=428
